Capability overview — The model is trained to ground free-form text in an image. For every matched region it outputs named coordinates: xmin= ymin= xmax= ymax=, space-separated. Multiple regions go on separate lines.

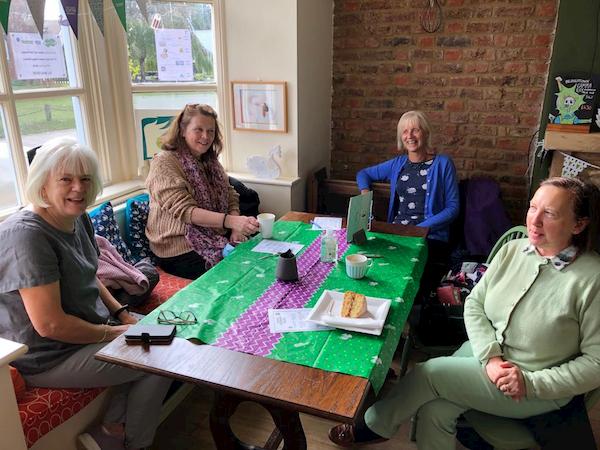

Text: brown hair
xmin=540 ymin=177 xmax=600 ymax=252
xmin=160 ymin=104 xmax=223 ymax=160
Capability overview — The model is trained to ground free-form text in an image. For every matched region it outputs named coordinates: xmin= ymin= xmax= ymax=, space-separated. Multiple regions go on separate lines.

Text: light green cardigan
xmin=464 ymin=238 xmax=600 ymax=400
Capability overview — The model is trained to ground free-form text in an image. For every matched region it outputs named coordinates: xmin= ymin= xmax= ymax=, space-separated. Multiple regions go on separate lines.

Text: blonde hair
xmin=396 ymin=110 xmax=432 ymax=151
xmin=160 ymin=104 xmax=223 ymax=160
xmin=26 ymin=137 xmax=102 ymax=208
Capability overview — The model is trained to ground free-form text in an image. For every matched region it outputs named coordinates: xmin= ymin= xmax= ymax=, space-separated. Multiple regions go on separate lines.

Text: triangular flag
xmin=87 ymin=0 xmax=103 ymax=34
xmin=60 ymin=0 xmax=78 ymax=37
xmin=112 ymin=0 xmax=125 ymax=31
xmin=27 ymin=0 xmax=45 ymax=37
xmin=135 ymin=0 xmax=149 ymax=24
xmin=562 ymin=154 xmax=591 ymax=179
xmin=0 ymin=0 xmax=10 ymax=33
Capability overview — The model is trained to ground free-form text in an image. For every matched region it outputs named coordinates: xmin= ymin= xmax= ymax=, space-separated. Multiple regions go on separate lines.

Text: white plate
xmin=306 ymin=290 xmax=391 ymax=335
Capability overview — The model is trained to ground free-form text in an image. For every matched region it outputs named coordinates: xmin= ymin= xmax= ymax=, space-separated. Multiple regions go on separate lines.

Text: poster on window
xmin=134 ymin=109 xmax=178 ymax=160
xmin=9 ymin=32 xmax=67 ymax=80
xmin=154 ymin=28 xmax=193 ymax=82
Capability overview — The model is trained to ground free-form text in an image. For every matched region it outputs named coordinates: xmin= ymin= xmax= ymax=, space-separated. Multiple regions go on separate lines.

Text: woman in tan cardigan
xmin=146 ymin=104 xmax=259 ymax=279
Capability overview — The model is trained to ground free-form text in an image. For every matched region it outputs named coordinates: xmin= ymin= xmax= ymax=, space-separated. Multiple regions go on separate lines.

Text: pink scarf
xmin=177 ymin=148 xmax=229 ymax=268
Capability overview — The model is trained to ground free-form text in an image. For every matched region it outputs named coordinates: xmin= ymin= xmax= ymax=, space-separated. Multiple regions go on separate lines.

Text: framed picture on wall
xmin=231 ymin=81 xmax=287 ymax=132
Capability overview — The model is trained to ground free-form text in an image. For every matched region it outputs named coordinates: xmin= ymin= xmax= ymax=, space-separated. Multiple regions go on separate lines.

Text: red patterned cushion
xmin=131 ymin=267 xmax=191 ymax=315
xmin=18 ymin=387 xmax=104 ymax=448
xmin=10 ymin=366 xmax=26 ymax=400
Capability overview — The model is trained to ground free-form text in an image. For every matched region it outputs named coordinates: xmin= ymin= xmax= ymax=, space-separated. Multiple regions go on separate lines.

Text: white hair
xmin=396 ymin=110 xmax=433 ymax=151
xmin=25 ymin=137 xmax=103 ymax=208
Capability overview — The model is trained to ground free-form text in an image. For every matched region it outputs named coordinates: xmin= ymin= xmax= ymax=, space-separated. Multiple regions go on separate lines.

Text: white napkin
xmin=321 ymin=315 xmax=384 ymax=330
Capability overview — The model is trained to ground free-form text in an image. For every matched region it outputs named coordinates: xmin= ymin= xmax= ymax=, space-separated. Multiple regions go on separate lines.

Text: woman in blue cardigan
xmin=357 ymin=110 xmax=460 ymax=297
xmin=357 ymin=110 xmax=459 ymax=242
xmin=356 ymin=111 xmax=459 ymax=303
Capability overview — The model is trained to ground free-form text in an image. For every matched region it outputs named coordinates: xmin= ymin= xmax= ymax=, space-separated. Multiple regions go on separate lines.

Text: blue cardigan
xmin=356 ymin=154 xmax=459 ymax=242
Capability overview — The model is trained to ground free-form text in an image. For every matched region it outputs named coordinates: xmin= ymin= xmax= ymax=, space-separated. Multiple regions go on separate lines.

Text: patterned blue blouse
xmin=393 ymin=158 xmax=434 ymax=225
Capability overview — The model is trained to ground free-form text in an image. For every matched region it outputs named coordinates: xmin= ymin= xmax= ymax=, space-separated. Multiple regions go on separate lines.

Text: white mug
xmin=257 ymin=213 xmax=275 ymax=239
xmin=345 ymin=254 xmax=373 ymax=279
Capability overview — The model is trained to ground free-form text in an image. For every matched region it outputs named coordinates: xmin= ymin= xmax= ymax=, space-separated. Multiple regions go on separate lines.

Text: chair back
xmin=486 ymin=225 xmax=528 ymax=264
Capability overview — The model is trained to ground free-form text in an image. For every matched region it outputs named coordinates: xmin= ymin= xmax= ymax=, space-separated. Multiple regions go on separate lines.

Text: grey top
xmin=0 ymin=209 xmax=107 ymax=375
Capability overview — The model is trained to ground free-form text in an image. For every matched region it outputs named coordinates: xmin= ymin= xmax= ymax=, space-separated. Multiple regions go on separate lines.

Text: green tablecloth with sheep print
xmin=140 ymin=220 xmax=427 ymax=393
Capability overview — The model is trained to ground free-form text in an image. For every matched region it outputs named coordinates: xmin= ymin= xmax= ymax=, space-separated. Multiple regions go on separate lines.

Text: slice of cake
xmin=341 ymin=291 xmax=367 ymax=318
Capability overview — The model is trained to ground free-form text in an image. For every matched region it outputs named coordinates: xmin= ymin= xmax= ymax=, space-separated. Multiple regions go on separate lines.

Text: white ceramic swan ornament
xmin=246 ymin=145 xmax=282 ymax=179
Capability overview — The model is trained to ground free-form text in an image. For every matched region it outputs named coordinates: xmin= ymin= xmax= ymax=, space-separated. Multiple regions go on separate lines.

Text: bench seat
xmin=19 ymin=387 xmax=105 ymax=448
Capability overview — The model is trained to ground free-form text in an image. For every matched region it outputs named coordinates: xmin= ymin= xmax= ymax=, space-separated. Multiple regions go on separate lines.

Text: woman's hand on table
xmin=226 ymin=215 xmax=259 ymax=236
xmin=496 ymin=362 xmax=526 ymax=401
xmin=230 ymin=230 xmax=248 ymax=243
xmin=117 ymin=311 xmax=138 ymax=325
xmin=99 ymin=324 xmax=131 ymax=343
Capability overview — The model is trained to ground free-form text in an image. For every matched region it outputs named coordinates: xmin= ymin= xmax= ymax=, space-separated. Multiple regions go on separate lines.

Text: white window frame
xmin=0 ymin=0 xmax=121 ymax=219
xmin=106 ymin=0 xmax=230 ymax=171
xmin=0 ymin=0 xmax=229 ymax=220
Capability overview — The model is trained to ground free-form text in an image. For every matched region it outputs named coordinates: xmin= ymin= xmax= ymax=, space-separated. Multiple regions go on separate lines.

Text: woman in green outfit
xmin=329 ymin=177 xmax=600 ymax=449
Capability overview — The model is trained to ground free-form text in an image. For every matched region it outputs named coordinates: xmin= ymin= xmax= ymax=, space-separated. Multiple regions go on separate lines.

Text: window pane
xmin=133 ymin=91 xmax=217 ymax=111
xmin=0 ymin=111 xmax=21 ymax=210
xmin=126 ymin=1 xmax=215 ymax=84
xmin=16 ymin=96 xmax=84 ymax=151
xmin=7 ymin=0 xmax=79 ymax=91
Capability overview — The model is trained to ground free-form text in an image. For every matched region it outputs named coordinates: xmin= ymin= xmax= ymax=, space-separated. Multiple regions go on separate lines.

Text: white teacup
xmin=257 ymin=213 xmax=275 ymax=239
xmin=345 ymin=254 xmax=373 ymax=279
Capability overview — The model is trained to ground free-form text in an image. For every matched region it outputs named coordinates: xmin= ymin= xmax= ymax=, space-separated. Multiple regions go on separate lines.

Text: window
xmin=0 ymin=0 xmax=93 ymax=215
xmin=126 ymin=1 xmax=221 ymax=146
xmin=0 ymin=0 xmax=226 ymax=218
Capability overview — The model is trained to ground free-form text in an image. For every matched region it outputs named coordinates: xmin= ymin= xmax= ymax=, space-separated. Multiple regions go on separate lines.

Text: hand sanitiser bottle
xmin=320 ymin=229 xmax=338 ymax=263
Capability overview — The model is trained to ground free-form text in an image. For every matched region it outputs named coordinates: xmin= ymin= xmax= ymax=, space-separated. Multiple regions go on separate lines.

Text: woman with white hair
xmin=356 ymin=110 xmax=460 ymax=297
xmin=357 ymin=110 xmax=459 ymax=244
xmin=0 ymin=137 xmax=171 ymax=450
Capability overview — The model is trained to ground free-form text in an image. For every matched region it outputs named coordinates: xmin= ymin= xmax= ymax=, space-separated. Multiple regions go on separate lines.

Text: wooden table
xmin=96 ymin=212 xmax=427 ymax=450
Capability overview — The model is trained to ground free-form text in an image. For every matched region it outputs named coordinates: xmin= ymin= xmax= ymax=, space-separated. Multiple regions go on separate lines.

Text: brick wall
xmin=331 ymin=0 xmax=558 ymax=223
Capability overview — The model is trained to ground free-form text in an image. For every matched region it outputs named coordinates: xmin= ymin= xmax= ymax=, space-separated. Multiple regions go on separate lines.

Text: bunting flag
xmin=112 ymin=0 xmax=125 ymax=31
xmin=561 ymin=152 xmax=600 ymax=178
xmin=150 ymin=13 xmax=161 ymax=29
xmin=0 ymin=0 xmax=10 ymax=34
xmin=136 ymin=0 xmax=149 ymax=24
xmin=26 ymin=0 xmax=45 ymax=37
xmin=87 ymin=0 xmax=103 ymax=34
xmin=60 ymin=0 xmax=78 ymax=37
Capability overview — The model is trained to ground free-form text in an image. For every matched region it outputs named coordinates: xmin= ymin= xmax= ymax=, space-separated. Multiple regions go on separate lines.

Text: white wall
xmin=224 ymin=0 xmax=299 ymax=178
xmin=297 ymin=0 xmax=333 ymax=179
xmin=224 ymin=0 xmax=333 ymax=214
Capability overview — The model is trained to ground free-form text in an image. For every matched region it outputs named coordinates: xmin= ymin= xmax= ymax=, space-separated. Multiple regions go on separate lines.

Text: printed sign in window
xmin=9 ymin=32 xmax=67 ymax=80
xmin=154 ymin=28 xmax=193 ymax=82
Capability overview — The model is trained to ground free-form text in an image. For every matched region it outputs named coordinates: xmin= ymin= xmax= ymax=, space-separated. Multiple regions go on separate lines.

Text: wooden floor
xmin=150 ymin=349 xmax=600 ymax=450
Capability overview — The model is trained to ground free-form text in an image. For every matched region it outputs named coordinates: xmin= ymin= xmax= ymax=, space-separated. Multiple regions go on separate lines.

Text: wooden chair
xmin=306 ymin=167 xmax=390 ymax=220
xmin=486 ymin=225 xmax=528 ymax=264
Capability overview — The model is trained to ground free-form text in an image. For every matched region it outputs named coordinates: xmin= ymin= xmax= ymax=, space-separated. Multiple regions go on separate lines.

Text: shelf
xmin=544 ymin=131 xmax=600 ymax=153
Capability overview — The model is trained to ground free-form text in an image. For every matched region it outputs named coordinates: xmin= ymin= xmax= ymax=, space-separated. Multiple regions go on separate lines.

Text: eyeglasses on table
xmin=157 ymin=310 xmax=198 ymax=325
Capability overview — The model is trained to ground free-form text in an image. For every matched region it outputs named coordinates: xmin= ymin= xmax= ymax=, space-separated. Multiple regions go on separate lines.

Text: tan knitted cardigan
xmin=145 ymin=150 xmax=240 ymax=258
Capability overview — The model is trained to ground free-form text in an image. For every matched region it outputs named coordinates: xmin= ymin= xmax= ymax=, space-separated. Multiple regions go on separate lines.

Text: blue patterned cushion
xmin=89 ymin=201 xmax=134 ymax=264
xmin=125 ymin=194 xmax=155 ymax=263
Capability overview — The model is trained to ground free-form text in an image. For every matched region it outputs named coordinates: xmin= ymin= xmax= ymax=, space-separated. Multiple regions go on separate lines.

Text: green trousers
xmin=364 ymin=342 xmax=571 ymax=450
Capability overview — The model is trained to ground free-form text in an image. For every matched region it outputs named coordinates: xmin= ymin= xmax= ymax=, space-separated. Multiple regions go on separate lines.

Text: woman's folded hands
xmin=486 ymin=356 xmax=526 ymax=401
